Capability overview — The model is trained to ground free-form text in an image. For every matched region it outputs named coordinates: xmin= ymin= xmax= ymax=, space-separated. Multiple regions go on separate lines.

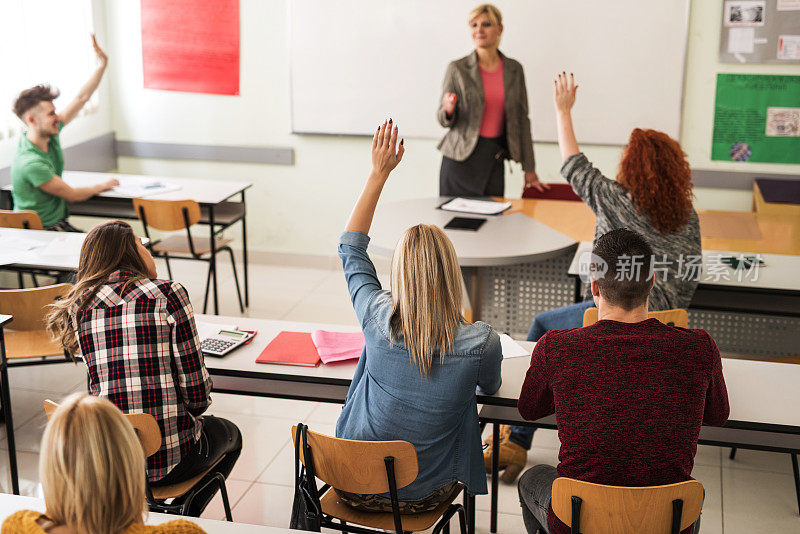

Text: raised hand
xmin=371 ymin=120 xmax=405 ymax=178
xmin=91 ymin=34 xmax=108 ymax=67
xmin=554 ymin=72 xmax=578 ymax=114
xmin=442 ymin=93 xmax=458 ymax=116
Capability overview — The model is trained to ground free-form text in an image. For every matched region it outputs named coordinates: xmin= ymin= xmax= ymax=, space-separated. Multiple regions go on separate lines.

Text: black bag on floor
xmin=290 ymin=423 xmax=322 ymax=531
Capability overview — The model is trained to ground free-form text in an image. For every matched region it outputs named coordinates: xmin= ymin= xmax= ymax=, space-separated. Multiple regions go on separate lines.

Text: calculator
xmin=200 ymin=329 xmax=253 ymax=357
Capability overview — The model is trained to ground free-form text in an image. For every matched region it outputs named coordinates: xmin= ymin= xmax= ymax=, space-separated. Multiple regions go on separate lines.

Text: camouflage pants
xmin=334 ymin=481 xmax=460 ymax=514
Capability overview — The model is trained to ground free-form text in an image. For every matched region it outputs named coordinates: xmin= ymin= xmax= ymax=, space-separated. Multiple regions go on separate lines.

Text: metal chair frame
xmin=137 ymin=204 xmax=243 ymax=314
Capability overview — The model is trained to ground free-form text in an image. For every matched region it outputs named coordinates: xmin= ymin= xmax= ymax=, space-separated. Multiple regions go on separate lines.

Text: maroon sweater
xmin=518 ymin=319 xmax=729 ymax=534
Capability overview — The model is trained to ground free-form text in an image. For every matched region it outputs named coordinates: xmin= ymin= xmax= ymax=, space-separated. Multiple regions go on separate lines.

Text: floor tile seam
xmin=225 ymin=478 xmax=258 ymax=518
xmin=241 ymin=441 xmax=293 ymax=485
xmin=719 ymin=463 xmax=795 ymax=476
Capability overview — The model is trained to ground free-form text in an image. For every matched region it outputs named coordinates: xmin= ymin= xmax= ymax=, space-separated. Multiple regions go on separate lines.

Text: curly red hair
xmin=616 ymin=129 xmax=694 ymax=234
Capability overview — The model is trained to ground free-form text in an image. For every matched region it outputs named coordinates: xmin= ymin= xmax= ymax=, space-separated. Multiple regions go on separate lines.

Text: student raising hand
xmin=346 ymin=120 xmax=406 ymax=234
xmin=553 ymin=72 xmax=580 ymax=161
xmin=553 ymin=72 xmax=578 ymax=114
xmin=371 ymin=119 xmax=405 ymax=179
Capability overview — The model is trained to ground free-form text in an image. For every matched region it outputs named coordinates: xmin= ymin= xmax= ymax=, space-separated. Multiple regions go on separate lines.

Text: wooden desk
xmin=197 ymin=314 xmax=800 ymax=531
xmin=0 ymin=493 xmax=304 ymax=533
xmin=1 ymin=171 xmax=253 ymax=314
xmin=507 ymin=197 xmax=800 ymax=256
xmin=567 ymin=241 xmax=800 ymax=319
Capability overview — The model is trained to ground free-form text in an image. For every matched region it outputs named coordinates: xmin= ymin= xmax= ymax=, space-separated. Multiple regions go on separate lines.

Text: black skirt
xmin=439 ymin=136 xmax=507 ymax=197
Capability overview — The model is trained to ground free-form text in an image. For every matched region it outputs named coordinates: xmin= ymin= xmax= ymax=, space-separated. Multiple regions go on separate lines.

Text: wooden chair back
xmin=291 ymin=425 xmax=418 ymax=495
xmin=582 ymin=308 xmax=688 ymax=328
xmin=551 ymin=477 xmax=704 ymax=534
xmin=132 ymin=198 xmax=201 ymax=231
xmin=0 ymin=210 xmax=44 ymax=230
xmin=43 ymin=400 xmax=162 ymax=458
xmin=0 ymin=284 xmax=71 ymax=331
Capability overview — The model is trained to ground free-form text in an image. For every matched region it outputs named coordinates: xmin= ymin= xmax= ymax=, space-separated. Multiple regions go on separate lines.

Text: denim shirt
xmin=336 ymin=231 xmax=503 ymax=499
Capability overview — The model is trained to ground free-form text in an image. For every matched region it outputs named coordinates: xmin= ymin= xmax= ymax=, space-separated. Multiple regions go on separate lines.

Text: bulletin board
xmin=719 ymin=0 xmax=800 ymax=63
xmin=711 ymin=74 xmax=800 ymax=164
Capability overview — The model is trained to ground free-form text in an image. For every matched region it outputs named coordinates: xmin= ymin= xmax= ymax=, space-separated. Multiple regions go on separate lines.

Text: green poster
xmin=711 ymin=74 xmax=800 ymax=164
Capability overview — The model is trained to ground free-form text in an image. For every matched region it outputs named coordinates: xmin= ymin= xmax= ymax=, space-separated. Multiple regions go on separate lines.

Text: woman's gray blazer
xmin=437 ymin=50 xmax=536 ymax=172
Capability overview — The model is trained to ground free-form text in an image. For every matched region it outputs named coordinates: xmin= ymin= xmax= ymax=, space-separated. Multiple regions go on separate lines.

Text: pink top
xmin=479 ymin=59 xmax=505 ymax=138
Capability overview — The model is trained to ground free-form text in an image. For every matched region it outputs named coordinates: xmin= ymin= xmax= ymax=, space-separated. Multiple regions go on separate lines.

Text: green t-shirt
xmin=10 ymin=122 xmax=67 ymax=227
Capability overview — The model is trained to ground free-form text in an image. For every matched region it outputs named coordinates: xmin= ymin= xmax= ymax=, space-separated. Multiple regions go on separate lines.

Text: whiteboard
xmin=290 ymin=0 xmax=690 ymax=146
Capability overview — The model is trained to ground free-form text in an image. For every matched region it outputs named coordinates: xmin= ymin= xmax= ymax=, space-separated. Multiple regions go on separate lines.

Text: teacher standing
xmin=437 ymin=4 xmax=546 ymax=197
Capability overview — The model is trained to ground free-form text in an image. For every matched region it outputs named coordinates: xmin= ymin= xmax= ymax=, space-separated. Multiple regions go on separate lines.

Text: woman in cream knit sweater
xmin=2 ymin=394 xmax=205 ymax=534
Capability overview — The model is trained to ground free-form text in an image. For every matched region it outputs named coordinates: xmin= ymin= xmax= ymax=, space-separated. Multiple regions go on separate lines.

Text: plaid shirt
xmin=74 ymin=270 xmax=212 ymax=481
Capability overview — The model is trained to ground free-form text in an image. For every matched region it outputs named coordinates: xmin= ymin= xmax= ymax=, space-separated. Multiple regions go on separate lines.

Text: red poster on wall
xmin=141 ymin=0 xmax=239 ymax=95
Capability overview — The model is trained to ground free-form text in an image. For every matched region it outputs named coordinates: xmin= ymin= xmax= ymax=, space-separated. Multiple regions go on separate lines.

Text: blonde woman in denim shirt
xmin=335 ymin=120 xmax=503 ymax=513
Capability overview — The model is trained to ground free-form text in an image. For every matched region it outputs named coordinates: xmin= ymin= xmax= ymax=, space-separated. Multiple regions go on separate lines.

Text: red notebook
xmin=256 ymin=331 xmax=321 ymax=367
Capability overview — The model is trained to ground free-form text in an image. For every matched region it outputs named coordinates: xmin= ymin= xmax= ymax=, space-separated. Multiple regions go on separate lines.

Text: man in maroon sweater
xmin=517 ymin=228 xmax=729 ymax=534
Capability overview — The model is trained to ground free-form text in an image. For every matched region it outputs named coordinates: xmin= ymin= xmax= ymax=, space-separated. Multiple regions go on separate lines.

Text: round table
xmin=368 ymin=198 xmax=577 ymax=319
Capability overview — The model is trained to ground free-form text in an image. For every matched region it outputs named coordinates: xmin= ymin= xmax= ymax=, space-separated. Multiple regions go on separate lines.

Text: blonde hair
xmin=40 ymin=393 xmax=146 ymax=534
xmin=469 ymin=3 xmax=503 ymax=27
xmin=390 ymin=224 xmax=464 ymax=376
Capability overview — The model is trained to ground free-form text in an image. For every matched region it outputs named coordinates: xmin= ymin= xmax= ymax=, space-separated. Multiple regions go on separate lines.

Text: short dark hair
xmin=591 ymin=228 xmax=654 ymax=310
xmin=13 ymin=84 xmax=60 ymax=120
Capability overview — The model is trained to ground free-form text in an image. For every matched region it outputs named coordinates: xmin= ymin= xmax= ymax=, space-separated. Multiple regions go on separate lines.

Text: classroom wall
xmin=106 ymin=0 xmax=800 ymax=260
xmin=0 ymin=0 xmax=113 ymax=179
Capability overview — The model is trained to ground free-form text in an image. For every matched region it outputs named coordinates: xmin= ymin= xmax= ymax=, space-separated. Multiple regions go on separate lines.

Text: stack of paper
xmin=499 ymin=334 xmax=531 ymax=359
xmin=439 ymin=198 xmax=512 ymax=215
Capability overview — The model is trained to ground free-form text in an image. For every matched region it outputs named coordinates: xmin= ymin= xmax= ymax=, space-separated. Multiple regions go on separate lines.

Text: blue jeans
xmin=511 ymin=301 xmax=597 ymax=450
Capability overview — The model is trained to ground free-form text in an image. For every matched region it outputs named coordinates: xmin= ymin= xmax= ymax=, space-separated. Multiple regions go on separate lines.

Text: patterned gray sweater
xmin=563 ymin=153 xmax=701 ymax=311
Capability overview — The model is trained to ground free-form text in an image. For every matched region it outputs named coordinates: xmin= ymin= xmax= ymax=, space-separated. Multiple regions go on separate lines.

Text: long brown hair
xmin=616 ymin=128 xmax=694 ymax=234
xmin=390 ymin=224 xmax=464 ymax=377
xmin=46 ymin=221 xmax=152 ymax=358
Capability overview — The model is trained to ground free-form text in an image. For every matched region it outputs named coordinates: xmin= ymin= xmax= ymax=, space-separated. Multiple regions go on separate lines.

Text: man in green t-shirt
xmin=11 ymin=35 xmax=118 ymax=231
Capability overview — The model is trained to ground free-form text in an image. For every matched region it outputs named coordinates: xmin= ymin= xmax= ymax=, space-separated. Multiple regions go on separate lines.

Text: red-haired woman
xmin=489 ymin=73 xmax=701 ymax=481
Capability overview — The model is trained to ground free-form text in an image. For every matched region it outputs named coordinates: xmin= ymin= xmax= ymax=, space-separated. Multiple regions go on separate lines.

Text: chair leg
xmin=457 ymin=505 xmax=467 ymax=534
xmin=223 ymin=247 xmax=244 ymax=313
xmin=164 ymin=253 xmax=173 ymax=280
xmin=792 ymin=453 xmax=800 ymax=516
xmin=217 ymin=473 xmax=233 ymax=521
xmin=729 ymin=448 xmax=737 ymax=460
xmin=0 ymin=364 xmax=19 ymax=494
xmin=463 ymin=493 xmax=475 ymax=534
xmin=202 ymin=262 xmax=213 ymax=314
xmin=16 ymin=272 xmax=24 ymax=289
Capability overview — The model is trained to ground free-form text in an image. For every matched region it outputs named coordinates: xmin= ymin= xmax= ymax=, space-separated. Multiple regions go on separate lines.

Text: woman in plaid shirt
xmin=46 ymin=220 xmax=241 ymax=517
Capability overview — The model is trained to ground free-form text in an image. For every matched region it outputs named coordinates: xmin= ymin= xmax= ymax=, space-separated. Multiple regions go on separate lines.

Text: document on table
xmin=500 ymin=334 xmax=531 ymax=359
xmin=0 ymin=237 xmax=39 ymax=265
xmin=439 ymin=198 xmax=512 ymax=216
xmin=38 ymin=234 xmax=86 ymax=257
xmin=113 ymin=177 xmax=181 ymax=197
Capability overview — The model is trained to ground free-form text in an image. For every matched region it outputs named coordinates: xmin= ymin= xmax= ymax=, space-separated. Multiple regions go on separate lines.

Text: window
xmin=0 ymin=0 xmax=96 ymax=141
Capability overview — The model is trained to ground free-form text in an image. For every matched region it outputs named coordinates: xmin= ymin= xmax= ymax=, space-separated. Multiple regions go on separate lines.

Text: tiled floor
xmin=1 ymin=259 xmax=798 ymax=532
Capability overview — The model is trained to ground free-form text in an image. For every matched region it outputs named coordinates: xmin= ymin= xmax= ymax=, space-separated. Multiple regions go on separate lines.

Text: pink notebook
xmin=311 ymin=330 xmax=364 ymax=364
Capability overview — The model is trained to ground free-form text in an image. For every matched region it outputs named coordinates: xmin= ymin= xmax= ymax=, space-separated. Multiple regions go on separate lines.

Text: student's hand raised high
xmin=371 ymin=120 xmax=405 ymax=180
xmin=91 ymin=34 xmax=108 ymax=67
xmin=553 ymin=72 xmax=578 ymax=114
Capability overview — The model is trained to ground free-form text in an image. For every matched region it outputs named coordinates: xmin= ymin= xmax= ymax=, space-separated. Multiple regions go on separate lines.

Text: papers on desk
xmin=500 ymin=334 xmax=531 ymax=359
xmin=113 ymin=177 xmax=181 ymax=197
xmin=439 ymin=197 xmax=511 ymax=216
xmin=311 ymin=330 xmax=364 ymax=364
xmin=38 ymin=234 xmax=86 ymax=257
